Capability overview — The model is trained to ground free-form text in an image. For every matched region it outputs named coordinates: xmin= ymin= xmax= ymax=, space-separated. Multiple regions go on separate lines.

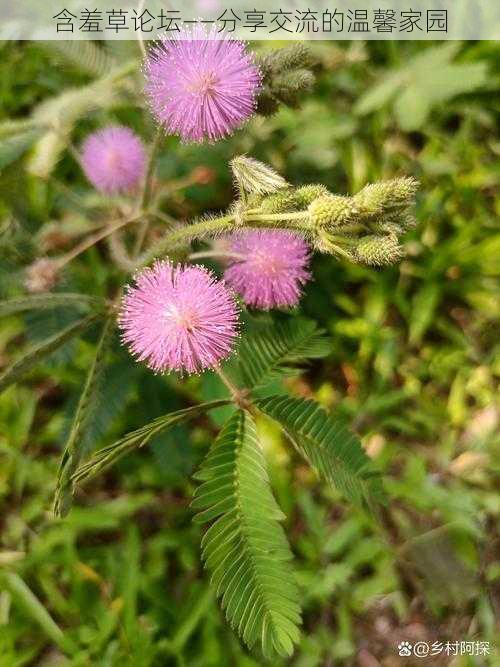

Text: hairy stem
xmin=138 ymin=215 xmax=236 ymax=267
xmin=216 ymin=368 xmax=251 ymax=409
xmin=133 ymin=129 xmax=162 ymax=257
xmin=188 ymin=250 xmax=246 ymax=261
xmin=135 ymin=0 xmax=147 ymax=58
xmin=137 ymin=208 xmax=316 ymax=268
xmin=245 ymin=213 xmax=310 ymax=232
xmin=56 ymin=214 xmax=142 ymax=268
xmin=248 ymin=211 xmax=308 ymax=222
xmin=139 ymin=129 xmax=162 ymax=213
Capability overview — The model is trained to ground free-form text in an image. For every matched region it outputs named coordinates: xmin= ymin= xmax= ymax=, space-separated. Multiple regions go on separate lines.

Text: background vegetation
xmin=0 ymin=39 xmax=499 ymax=665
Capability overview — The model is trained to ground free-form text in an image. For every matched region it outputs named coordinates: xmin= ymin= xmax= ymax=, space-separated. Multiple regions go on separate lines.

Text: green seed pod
xmin=356 ymin=235 xmax=403 ymax=266
xmin=259 ymin=188 xmax=297 ymax=213
xmin=308 ymin=195 xmax=357 ymax=229
xmin=294 ymin=184 xmax=330 ymax=209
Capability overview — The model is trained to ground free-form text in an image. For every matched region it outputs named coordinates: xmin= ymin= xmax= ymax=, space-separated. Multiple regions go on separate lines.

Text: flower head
xmin=119 ymin=261 xmax=239 ymax=374
xmin=81 ymin=126 xmax=146 ymax=194
xmin=224 ymin=230 xmax=311 ymax=310
xmin=144 ymin=26 xmax=261 ymax=143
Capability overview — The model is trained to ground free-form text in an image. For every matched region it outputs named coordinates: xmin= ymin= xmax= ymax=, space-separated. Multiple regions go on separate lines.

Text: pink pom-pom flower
xmin=224 ymin=230 xmax=311 ymax=310
xmin=144 ymin=25 xmax=261 ymax=143
xmin=81 ymin=126 xmax=146 ymax=194
xmin=119 ymin=261 xmax=239 ymax=374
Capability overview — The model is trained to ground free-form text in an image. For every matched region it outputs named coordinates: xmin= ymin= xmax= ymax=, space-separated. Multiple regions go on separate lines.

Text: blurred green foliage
xmin=0 ymin=39 xmax=499 ymax=665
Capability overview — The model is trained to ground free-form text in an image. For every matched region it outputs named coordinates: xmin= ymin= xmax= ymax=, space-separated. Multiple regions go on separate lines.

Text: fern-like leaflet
xmin=256 ymin=395 xmax=385 ymax=510
xmin=192 ymin=410 xmax=301 ymax=659
xmin=0 ymin=293 xmax=106 ymax=317
xmin=71 ymin=400 xmax=231 ymax=487
xmin=0 ymin=313 xmax=100 ymax=395
xmin=225 ymin=317 xmax=331 ymax=389
xmin=54 ymin=316 xmax=113 ymax=517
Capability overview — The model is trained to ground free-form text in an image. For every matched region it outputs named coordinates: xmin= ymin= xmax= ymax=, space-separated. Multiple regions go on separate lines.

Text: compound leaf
xmin=192 ymin=410 xmax=301 ymax=659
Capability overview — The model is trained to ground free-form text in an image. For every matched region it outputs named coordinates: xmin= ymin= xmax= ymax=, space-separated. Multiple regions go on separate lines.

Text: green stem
xmin=134 ymin=129 xmax=162 ymax=257
xmin=324 ymin=242 xmax=354 ymax=260
xmin=149 ymin=209 xmax=177 ymax=226
xmin=138 ymin=215 xmax=235 ymax=267
xmin=57 ymin=214 xmax=142 ymax=268
xmin=328 ymin=235 xmax=358 ymax=246
xmin=188 ymin=250 xmax=245 ymax=261
xmin=136 ymin=206 xmax=316 ymax=269
xmin=339 ymin=223 xmax=367 ymax=234
xmin=139 ymin=130 xmax=162 ymax=212
xmin=215 ymin=367 xmax=251 ymax=409
xmin=247 ymin=211 xmax=308 ymax=222
xmin=245 ymin=213 xmax=311 ymax=232
xmin=136 ymin=208 xmax=317 ymax=268
xmin=135 ymin=0 xmax=147 ymax=58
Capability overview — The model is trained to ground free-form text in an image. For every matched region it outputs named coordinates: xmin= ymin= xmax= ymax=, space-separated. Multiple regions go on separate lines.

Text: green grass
xmin=0 ymin=39 xmax=499 ymax=665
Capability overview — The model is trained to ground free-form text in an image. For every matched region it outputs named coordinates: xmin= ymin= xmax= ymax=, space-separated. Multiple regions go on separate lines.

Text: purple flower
xmin=144 ymin=26 xmax=261 ymax=143
xmin=81 ymin=126 xmax=146 ymax=194
xmin=224 ymin=230 xmax=311 ymax=310
xmin=119 ymin=261 xmax=239 ymax=374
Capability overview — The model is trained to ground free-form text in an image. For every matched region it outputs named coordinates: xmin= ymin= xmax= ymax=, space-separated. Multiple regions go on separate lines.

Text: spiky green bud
xmin=259 ymin=189 xmax=298 ymax=214
xmin=230 ymin=155 xmax=288 ymax=196
xmin=272 ymin=70 xmax=315 ymax=107
xmin=246 ymin=192 xmax=265 ymax=209
xmin=370 ymin=220 xmax=403 ymax=237
xmin=356 ymin=235 xmax=403 ymax=266
xmin=400 ymin=212 xmax=418 ymax=229
xmin=255 ymin=90 xmax=280 ymax=117
xmin=308 ymin=195 xmax=357 ymax=229
xmin=354 ymin=177 xmax=419 ymax=218
xmin=294 ymin=184 xmax=330 ymax=209
xmin=387 ymin=177 xmax=419 ymax=208
xmin=258 ymin=44 xmax=314 ymax=75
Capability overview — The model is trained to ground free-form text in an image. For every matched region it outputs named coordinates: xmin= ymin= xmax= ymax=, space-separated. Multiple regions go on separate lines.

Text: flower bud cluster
xmin=228 ymin=157 xmax=419 ymax=268
xmin=305 ymin=177 xmax=418 ymax=265
xmin=256 ymin=44 xmax=316 ymax=116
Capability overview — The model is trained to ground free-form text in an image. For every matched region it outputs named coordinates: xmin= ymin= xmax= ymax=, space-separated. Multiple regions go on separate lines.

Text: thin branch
xmin=135 ymin=0 xmax=147 ymax=58
xmin=56 ymin=214 xmax=142 ymax=268
xmin=149 ymin=209 xmax=177 ymax=226
xmin=139 ymin=129 xmax=162 ymax=213
xmin=137 ymin=215 xmax=235 ymax=267
xmin=215 ymin=367 xmax=251 ymax=409
xmin=133 ymin=129 xmax=162 ymax=257
xmin=188 ymin=250 xmax=245 ymax=262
